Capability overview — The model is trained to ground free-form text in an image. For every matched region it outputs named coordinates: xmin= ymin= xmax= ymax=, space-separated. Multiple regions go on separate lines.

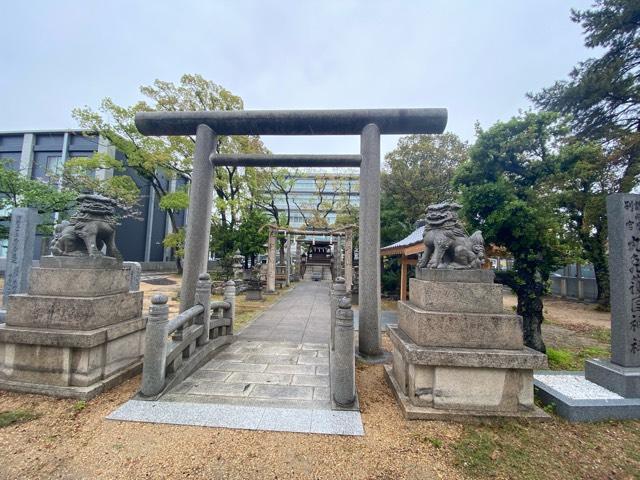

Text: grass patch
xmin=546 ymin=346 xmax=609 ymax=370
xmin=589 ymin=327 xmax=611 ymax=344
xmin=212 ymin=285 xmax=294 ymax=332
xmin=0 ymin=409 xmax=39 ymax=428
xmin=453 ymin=419 xmax=640 ymax=479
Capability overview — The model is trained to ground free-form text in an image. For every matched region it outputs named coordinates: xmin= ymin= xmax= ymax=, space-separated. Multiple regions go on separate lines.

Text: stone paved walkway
xmin=108 ymin=280 xmax=364 ymax=435
xmin=163 ymin=281 xmax=332 ymax=408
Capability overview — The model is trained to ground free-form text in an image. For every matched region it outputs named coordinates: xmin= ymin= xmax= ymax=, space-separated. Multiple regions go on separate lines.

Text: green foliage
xmin=415 ymin=434 xmax=443 ymax=448
xmin=547 ymin=346 xmax=611 ymax=370
xmin=531 ymin=0 xmax=640 ymax=306
xmin=454 ymin=112 xmax=572 ymax=352
xmin=0 ymin=159 xmax=77 ymax=238
xmin=158 ymin=189 xmax=189 ymax=211
xmin=59 ymin=153 xmax=141 ymax=220
xmin=162 ymin=228 xmax=186 ymax=259
xmin=383 ymin=133 xmax=468 ymax=223
xmin=530 ymin=1 xmax=640 ymax=153
xmin=73 ymin=74 xmax=271 ymax=253
xmin=210 ymin=220 xmax=237 ymax=258
xmin=381 ymin=257 xmax=402 ymax=296
xmin=236 ymin=209 xmax=270 ymax=259
xmin=546 ymin=348 xmax=576 ymax=370
xmin=72 ymin=400 xmax=87 ymax=412
xmin=0 ymin=160 xmax=76 ymax=214
xmin=0 ymin=409 xmax=39 ymax=428
xmin=380 ymin=191 xmax=412 ymax=248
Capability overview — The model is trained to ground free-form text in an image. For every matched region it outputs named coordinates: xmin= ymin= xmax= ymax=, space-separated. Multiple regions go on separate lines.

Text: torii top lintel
xmin=135 ymin=108 xmax=447 ymax=136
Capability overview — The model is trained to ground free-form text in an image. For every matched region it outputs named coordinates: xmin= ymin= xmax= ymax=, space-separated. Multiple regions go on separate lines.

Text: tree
xmin=531 ymin=1 xmax=639 ymax=168
xmin=292 ymin=174 xmax=346 ymax=229
xmin=379 ymin=191 xmax=414 ymax=296
xmin=454 ymin=112 xmax=572 ymax=352
xmin=248 ymin=168 xmax=297 ymax=227
xmin=236 ymin=208 xmax=270 ymax=266
xmin=74 ymin=74 xmax=270 ymax=261
xmin=531 ymin=0 xmax=640 ymax=307
xmin=0 ymin=159 xmax=77 ymax=237
xmin=59 ymin=153 xmax=141 ymax=219
xmin=383 ymin=133 xmax=469 ymax=224
xmin=553 ymin=141 xmax=616 ymax=306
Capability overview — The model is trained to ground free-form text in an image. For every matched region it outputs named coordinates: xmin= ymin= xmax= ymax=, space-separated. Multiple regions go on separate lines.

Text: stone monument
xmin=0 ymin=195 xmax=145 ymax=399
xmin=2 ymin=207 xmax=39 ymax=311
xmin=385 ymin=202 xmax=548 ymax=419
xmin=535 ymin=194 xmax=640 ymax=421
xmin=245 ymin=266 xmax=263 ymax=301
xmin=232 ymin=249 xmax=244 ymax=281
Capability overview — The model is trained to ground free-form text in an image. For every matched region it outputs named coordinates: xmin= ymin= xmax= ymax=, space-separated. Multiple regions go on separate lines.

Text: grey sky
xmin=0 ymin=0 xmax=593 ymax=159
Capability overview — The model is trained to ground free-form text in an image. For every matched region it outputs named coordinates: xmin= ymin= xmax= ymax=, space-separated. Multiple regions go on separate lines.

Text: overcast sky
xmin=0 ymin=0 xmax=594 ymax=159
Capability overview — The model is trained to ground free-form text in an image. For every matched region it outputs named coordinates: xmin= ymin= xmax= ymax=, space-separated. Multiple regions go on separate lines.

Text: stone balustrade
xmin=140 ymin=274 xmax=235 ymax=398
xmin=329 ymin=278 xmax=356 ymax=409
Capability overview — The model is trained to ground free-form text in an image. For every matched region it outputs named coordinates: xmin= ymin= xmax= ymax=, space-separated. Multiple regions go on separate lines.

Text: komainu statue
xmin=416 ymin=202 xmax=485 ymax=269
xmin=50 ymin=194 xmax=121 ymax=259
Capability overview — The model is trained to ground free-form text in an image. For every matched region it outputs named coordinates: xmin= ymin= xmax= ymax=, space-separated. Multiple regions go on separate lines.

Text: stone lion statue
xmin=50 ymin=194 xmax=121 ymax=259
xmin=416 ymin=202 xmax=485 ymax=270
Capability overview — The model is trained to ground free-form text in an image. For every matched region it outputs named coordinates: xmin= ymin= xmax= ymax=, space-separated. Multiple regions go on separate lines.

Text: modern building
xmin=0 ymin=129 xmax=184 ymax=265
xmin=271 ymin=172 xmax=359 ymax=229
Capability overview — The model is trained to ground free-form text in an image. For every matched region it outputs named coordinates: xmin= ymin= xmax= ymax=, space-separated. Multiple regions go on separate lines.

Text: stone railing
xmin=329 ymin=278 xmax=356 ymax=409
xmin=140 ymin=274 xmax=235 ymax=398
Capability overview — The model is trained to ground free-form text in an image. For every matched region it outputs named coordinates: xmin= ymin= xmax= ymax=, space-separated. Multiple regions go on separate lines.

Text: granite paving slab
xmin=108 ymin=400 xmax=364 ymax=436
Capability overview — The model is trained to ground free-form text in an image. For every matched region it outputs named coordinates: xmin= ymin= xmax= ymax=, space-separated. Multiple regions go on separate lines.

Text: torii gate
xmin=135 ymin=108 xmax=447 ymax=360
xmin=265 ymin=224 xmax=355 ymax=290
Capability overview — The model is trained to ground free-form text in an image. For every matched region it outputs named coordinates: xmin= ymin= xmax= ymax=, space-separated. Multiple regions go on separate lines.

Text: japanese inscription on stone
xmin=3 ymin=207 xmax=39 ymax=307
xmin=609 ymin=194 xmax=640 ymax=366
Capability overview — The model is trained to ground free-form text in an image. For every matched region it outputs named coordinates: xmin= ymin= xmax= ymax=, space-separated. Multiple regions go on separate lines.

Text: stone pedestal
xmin=0 ymin=256 xmax=145 ymax=399
xmin=385 ymin=268 xmax=548 ymax=420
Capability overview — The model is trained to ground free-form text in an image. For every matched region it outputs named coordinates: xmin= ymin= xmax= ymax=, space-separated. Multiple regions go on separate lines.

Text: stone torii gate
xmin=265 ymin=224 xmax=355 ymax=291
xmin=135 ymin=108 xmax=447 ymax=360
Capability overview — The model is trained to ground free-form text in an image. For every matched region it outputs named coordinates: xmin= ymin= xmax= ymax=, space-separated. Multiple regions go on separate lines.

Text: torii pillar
xmin=266 ymin=226 xmax=277 ymax=293
xmin=358 ymin=124 xmax=382 ymax=359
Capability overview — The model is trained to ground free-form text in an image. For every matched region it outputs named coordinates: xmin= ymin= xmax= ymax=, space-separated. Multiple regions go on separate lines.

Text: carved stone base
xmin=0 ymin=317 xmax=145 ymax=398
xmin=409 ymin=278 xmax=503 ymax=314
xmin=388 ymin=325 xmax=547 ymax=416
xmin=384 ymin=365 xmax=549 ymax=421
xmin=0 ymin=256 xmax=145 ymax=399
xmin=7 ymin=291 xmax=143 ymax=330
xmin=398 ymin=301 xmax=523 ymax=350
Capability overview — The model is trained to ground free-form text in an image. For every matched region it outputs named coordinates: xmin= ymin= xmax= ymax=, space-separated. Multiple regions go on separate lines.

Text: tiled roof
xmin=381 ymin=225 xmax=424 ymax=251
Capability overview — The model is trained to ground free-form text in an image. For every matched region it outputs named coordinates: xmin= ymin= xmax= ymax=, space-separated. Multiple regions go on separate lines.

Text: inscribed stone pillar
xmin=267 ymin=227 xmax=276 ymax=293
xmin=602 ymin=194 xmax=640 ymax=367
xmin=179 ymin=125 xmax=216 ymax=312
xmin=585 ymin=193 xmax=640 ymax=397
xmin=358 ymin=123 xmax=382 ymax=358
xmin=344 ymin=228 xmax=353 ymax=292
xmin=3 ymin=208 xmax=39 ymax=307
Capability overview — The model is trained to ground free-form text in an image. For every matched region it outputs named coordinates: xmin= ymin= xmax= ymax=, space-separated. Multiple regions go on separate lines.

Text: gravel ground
xmin=0 ymin=362 xmax=465 ymax=480
xmin=0 ymin=279 xmax=629 ymax=479
xmin=503 ymin=293 xmax=610 ymax=329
